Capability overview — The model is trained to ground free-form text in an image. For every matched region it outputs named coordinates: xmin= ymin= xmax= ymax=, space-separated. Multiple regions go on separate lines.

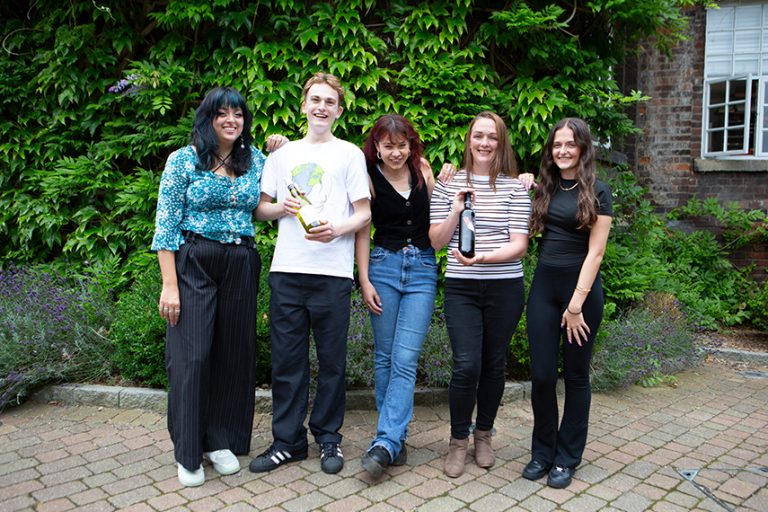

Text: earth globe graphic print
xmin=291 ymin=162 xmax=324 ymax=198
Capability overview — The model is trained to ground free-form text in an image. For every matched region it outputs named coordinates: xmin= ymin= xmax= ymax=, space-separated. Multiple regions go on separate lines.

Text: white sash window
xmin=704 ymin=3 xmax=768 ymax=158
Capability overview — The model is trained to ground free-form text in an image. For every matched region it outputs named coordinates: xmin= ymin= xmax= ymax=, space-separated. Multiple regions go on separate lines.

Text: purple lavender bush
xmin=591 ymin=292 xmax=701 ymax=391
xmin=0 ymin=264 xmax=114 ymax=409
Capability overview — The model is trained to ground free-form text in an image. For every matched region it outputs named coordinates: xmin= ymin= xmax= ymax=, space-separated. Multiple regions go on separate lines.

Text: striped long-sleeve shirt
xmin=430 ymin=170 xmax=531 ymax=279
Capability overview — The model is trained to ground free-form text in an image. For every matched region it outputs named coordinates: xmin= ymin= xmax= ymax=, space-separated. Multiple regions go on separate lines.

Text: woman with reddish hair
xmin=355 ymin=114 xmax=437 ymax=478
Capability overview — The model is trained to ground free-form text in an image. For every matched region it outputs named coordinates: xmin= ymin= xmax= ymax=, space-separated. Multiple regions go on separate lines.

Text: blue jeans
xmin=367 ymin=245 xmax=437 ymax=461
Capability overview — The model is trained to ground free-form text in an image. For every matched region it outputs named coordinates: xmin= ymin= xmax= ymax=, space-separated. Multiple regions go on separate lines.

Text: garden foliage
xmin=0 ymin=265 xmax=113 ymax=409
xmin=1 ymin=0 xmax=707 ymax=287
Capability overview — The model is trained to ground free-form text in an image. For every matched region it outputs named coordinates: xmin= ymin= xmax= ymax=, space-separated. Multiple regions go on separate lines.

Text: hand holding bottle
xmin=282 ymin=196 xmax=302 ymax=217
xmin=305 ymin=221 xmax=335 ymax=243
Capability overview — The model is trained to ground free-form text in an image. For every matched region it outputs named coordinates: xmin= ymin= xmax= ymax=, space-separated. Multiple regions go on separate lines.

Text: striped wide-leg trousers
xmin=166 ymin=233 xmax=261 ymax=471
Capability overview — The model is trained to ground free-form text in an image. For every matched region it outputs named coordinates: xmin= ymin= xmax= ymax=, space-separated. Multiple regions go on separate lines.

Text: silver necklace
xmin=559 ymin=180 xmax=578 ymax=191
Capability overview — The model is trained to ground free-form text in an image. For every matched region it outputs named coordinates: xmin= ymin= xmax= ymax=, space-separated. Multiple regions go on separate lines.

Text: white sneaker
xmin=203 ymin=449 xmax=240 ymax=475
xmin=177 ymin=463 xmax=204 ymax=487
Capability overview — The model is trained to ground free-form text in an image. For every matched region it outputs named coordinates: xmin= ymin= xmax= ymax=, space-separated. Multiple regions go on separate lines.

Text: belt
xmin=182 ymin=230 xmax=255 ymax=248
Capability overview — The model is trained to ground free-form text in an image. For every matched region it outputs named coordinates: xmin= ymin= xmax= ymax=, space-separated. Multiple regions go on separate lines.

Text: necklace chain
xmin=559 ymin=180 xmax=578 ymax=192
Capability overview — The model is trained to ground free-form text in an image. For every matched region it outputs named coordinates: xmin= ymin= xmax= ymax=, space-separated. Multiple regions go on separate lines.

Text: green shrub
xmin=591 ymin=292 xmax=701 ymax=391
xmin=110 ymin=264 xmax=167 ymax=388
xmin=0 ymin=264 xmax=114 ymax=409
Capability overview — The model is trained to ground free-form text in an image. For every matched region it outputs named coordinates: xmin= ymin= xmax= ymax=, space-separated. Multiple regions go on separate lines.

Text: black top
xmin=538 ymin=178 xmax=612 ymax=267
xmin=369 ymin=164 xmax=431 ymax=251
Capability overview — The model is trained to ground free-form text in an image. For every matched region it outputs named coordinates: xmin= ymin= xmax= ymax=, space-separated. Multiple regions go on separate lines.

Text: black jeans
xmin=444 ymin=277 xmax=525 ymax=439
xmin=268 ymin=272 xmax=353 ymax=452
xmin=526 ymin=262 xmax=604 ymax=469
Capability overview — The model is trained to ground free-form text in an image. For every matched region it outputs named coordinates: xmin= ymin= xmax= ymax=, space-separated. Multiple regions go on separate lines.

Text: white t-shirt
xmin=430 ymin=170 xmax=531 ymax=279
xmin=261 ymin=138 xmax=370 ymax=279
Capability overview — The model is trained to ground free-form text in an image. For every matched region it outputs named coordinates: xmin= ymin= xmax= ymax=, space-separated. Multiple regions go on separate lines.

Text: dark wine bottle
xmin=458 ymin=192 xmax=475 ymax=258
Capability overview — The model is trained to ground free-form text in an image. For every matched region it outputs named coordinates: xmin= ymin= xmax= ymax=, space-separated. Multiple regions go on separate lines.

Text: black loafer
xmin=547 ymin=465 xmax=575 ymax=488
xmin=391 ymin=444 xmax=407 ymax=466
xmin=361 ymin=446 xmax=390 ymax=478
xmin=522 ymin=459 xmax=550 ymax=480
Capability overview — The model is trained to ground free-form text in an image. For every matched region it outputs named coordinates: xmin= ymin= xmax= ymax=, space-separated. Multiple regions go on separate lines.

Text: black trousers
xmin=444 ymin=277 xmax=525 ymax=439
xmin=166 ymin=234 xmax=260 ymax=471
xmin=526 ymin=262 xmax=604 ymax=469
xmin=268 ymin=272 xmax=353 ymax=452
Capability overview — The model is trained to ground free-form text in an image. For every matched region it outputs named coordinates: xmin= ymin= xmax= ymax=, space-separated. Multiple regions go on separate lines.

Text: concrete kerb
xmin=32 ymin=380 xmax=533 ymax=413
xmin=704 ymin=346 xmax=768 ymax=365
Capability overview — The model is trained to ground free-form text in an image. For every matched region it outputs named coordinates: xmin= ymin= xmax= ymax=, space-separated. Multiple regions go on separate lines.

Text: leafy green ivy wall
xmin=1 ymin=0 xmax=703 ymax=285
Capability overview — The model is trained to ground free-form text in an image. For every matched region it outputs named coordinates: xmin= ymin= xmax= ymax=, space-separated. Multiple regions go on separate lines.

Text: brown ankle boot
xmin=473 ymin=429 xmax=495 ymax=468
xmin=444 ymin=437 xmax=469 ymax=478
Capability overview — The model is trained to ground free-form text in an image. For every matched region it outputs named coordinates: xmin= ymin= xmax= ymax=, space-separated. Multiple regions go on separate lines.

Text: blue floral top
xmin=151 ymin=145 xmax=266 ymax=251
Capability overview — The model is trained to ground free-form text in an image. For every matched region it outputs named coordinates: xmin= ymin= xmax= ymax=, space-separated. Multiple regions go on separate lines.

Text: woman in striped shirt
xmin=429 ymin=111 xmax=531 ymax=478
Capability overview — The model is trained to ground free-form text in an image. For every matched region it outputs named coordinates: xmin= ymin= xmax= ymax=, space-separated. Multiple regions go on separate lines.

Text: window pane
xmin=710 ymin=81 xmax=727 ymax=105
xmin=735 ymin=5 xmax=763 ymax=30
xmin=709 ymin=129 xmax=725 ymax=152
xmin=730 ymin=80 xmax=747 ymax=101
xmin=709 ymin=32 xmax=733 ymax=54
xmin=735 ymin=30 xmax=760 ymax=53
xmin=706 ymin=57 xmax=731 ymax=77
xmin=734 ymin=57 xmax=759 ymax=74
xmin=708 ymin=7 xmax=734 ymax=31
xmin=709 ymin=106 xmax=725 ymax=129
xmin=726 ymin=128 xmax=744 ymax=151
xmin=728 ymin=102 xmax=746 ymax=127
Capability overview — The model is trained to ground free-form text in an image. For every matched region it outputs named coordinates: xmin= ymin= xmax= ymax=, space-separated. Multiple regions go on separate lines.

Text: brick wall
xmin=619 ymin=6 xmax=768 ymax=283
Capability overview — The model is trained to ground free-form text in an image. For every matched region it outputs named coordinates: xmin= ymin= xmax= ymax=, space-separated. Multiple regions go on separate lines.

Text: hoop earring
xmin=376 ymin=151 xmax=382 ymax=160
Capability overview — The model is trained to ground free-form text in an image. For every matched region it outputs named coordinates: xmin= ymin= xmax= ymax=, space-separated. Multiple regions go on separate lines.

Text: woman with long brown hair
xmin=430 ymin=112 xmax=530 ymax=478
xmin=522 ymin=117 xmax=612 ymax=489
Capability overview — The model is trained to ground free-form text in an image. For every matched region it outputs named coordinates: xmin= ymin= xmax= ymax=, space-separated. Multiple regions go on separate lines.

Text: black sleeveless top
xmin=369 ymin=164 xmax=431 ymax=251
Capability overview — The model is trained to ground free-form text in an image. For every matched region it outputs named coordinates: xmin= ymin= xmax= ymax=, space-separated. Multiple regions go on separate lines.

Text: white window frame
xmin=702 ymin=3 xmax=768 ymax=159
xmin=702 ymin=76 xmax=752 ymax=157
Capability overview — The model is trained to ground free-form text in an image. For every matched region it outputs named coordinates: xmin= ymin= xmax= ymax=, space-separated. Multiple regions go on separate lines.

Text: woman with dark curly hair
xmin=522 ymin=117 xmax=613 ymax=489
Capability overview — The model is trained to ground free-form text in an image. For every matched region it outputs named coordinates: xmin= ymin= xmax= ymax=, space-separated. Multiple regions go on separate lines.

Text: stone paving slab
xmin=1 ymin=361 xmax=767 ymax=511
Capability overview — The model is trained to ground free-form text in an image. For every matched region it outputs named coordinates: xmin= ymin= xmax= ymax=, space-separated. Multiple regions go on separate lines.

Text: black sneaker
xmin=249 ymin=445 xmax=308 ymax=473
xmin=320 ymin=442 xmax=344 ymax=474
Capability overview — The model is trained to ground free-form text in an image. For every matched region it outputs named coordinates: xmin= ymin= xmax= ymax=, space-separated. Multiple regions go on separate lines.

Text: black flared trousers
xmin=166 ymin=234 xmax=260 ymax=471
xmin=526 ymin=262 xmax=603 ymax=469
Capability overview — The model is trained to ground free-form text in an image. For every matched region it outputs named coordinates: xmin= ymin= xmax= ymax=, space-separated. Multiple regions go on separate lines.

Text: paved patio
xmin=1 ymin=361 xmax=766 ymax=511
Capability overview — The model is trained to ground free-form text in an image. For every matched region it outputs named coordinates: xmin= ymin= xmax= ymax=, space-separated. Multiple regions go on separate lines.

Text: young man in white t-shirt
xmin=250 ymin=73 xmax=371 ymax=475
